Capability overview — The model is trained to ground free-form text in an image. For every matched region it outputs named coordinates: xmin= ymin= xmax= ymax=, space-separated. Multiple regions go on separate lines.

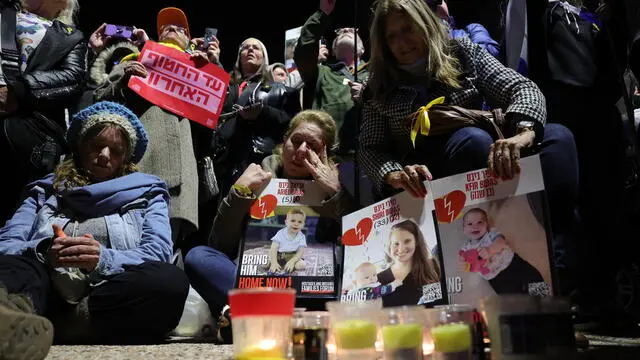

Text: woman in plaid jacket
xmin=360 ymin=0 xmax=579 ymax=276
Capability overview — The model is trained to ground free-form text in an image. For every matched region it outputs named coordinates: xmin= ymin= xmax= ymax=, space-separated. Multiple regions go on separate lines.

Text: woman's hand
xmin=347 ymin=80 xmax=364 ymax=102
xmin=235 ymin=163 xmax=273 ymax=193
xmin=123 ymin=61 xmax=148 ymax=79
xmin=488 ymin=130 xmax=535 ymax=180
xmin=303 ymin=147 xmax=340 ymax=196
xmin=206 ymin=37 xmax=221 ymax=64
xmin=190 ymin=50 xmax=209 ymax=67
xmin=49 ymin=225 xmax=101 ymax=271
xmin=132 ymin=28 xmax=149 ymax=47
xmin=385 ymin=165 xmax=432 ymax=198
xmin=89 ymin=23 xmax=109 ymax=54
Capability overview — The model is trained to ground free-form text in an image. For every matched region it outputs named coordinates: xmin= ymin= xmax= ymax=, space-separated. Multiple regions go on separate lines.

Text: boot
xmin=0 ymin=285 xmax=54 ymax=360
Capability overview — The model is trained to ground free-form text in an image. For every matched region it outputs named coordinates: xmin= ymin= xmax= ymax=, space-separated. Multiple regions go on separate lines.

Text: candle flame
xmin=422 ymin=341 xmax=435 ymax=355
xmin=326 ymin=343 xmax=336 ymax=354
xmin=258 ymin=339 xmax=277 ymax=350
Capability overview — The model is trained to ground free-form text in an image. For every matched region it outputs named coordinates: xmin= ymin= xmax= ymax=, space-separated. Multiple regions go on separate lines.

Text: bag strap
xmin=0 ymin=6 xmax=20 ymax=84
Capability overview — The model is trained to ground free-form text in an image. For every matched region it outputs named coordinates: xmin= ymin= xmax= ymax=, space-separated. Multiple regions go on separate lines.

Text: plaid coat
xmin=358 ymin=37 xmax=546 ymax=192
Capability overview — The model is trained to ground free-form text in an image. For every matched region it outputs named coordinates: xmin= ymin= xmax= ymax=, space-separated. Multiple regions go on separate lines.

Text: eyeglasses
xmin=161 ymin=24 xmax=187 ymax=34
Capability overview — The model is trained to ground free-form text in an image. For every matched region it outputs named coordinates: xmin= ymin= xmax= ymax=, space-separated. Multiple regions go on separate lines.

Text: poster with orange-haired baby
xmin=431 ymin=155 xmax=555 ymax=306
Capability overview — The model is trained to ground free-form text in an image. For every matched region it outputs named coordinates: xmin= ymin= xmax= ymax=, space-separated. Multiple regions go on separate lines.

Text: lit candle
xmin=423 ymin=340 xmax=435 ymax=355
xmin=334 ymin=319 xmax=378 ymax=349
xmin=382 ymin=324 xmax=423 ymax=349
xmin=235 ymin=339 xmax=286 ymax=360
xmin=431 ymin=323 xmax=472 ymax=353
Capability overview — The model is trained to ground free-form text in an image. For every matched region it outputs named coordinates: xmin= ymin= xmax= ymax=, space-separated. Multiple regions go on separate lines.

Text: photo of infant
xmin=346 ymin=262 xmax=402 ymax=300
xmin=263 ymin=208 xmax=307 ymax=274
xmin=434 ymin=190 xmax=554 ymax=305
xmin=459 ymin=208 xmax=544 ymax=294
xmin=240 ymin=205 xmax=335 ymax=278
xmin=341 ymin=219 xmax=441 ymax=305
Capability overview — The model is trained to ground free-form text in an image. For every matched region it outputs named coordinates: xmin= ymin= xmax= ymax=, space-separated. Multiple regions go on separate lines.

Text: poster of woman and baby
xmin=340 ymin=155 xmax=554 ymax=306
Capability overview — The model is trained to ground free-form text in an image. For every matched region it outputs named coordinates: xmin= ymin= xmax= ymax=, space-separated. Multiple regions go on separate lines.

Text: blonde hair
xmin=22 ymin=0 xmax=80 ymax=25
xmin=355 ymin=262 xmax=376 ymax=274
xmin=57 ymin=0 xmax=79 ymax=25
xmin=287 ymin=208 xmax=307 ymax=219
xmin=368 ymin=0 xmax=462 ymax=102
xmin=53 ymin=123 xmax=138 ymax=193
xmin=275 ymin=110 xmax=338 ymax=164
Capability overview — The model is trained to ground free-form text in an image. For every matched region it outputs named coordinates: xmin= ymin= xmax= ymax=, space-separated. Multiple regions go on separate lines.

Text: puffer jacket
xmin=10 ymin=19 xmax=87 ymax=127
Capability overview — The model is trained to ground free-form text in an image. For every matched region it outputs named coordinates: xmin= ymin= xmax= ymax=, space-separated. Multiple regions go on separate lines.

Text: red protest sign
xmin=128 ymin=41 xmax=229 ymax=129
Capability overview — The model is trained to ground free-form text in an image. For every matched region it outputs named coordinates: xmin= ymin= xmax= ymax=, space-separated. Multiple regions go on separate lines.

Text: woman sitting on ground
xmin=0 ymin=101 xmax=189 ymax=359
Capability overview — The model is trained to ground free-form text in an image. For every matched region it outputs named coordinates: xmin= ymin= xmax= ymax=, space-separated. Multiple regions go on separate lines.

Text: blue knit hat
xmin=68 ymin=101 xmax=148 ymax=163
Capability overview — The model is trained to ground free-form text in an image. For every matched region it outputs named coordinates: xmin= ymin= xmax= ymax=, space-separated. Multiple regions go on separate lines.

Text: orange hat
xmin=157 ymin=7 xmax=190 ymax=39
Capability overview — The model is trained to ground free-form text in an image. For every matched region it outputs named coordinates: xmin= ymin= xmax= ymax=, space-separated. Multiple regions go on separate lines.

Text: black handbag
xmin=0 ymin=6 xmax=67 ymax=175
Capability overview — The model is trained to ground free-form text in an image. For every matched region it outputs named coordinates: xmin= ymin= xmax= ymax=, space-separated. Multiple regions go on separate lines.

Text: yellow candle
xmin=382 ymin=323 xmax=423 ymax=349
xmin=236 ymin=339 xmax=285 ymax=360
xmin=334 ymin=319 xmax=378 ymax=349
xmin=431 ymin=323 xmax=472 ymax=353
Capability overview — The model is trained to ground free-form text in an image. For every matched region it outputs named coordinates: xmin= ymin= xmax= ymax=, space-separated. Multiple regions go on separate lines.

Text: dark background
xmin=77 ymin=0 xmax=505 ymax=69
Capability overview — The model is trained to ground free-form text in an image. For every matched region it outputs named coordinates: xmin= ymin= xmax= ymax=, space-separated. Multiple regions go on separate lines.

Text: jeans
xmin=184 ymin=246 xmax=237 ymax=314
xmin=0 ymin=254 xmax=189 ymax=344
xmin=413 ymin=125 xmax=579 ymax=271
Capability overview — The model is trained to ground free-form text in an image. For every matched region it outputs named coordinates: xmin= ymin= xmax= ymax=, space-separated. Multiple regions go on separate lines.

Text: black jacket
xmin=10 ymin=19 xmax=86 ymax=127
xmin=213 ymin=80 xmax=300 ymax=185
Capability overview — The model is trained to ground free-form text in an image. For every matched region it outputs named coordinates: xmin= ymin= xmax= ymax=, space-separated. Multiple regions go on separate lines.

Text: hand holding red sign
xmin=127 ymin=41 xmax=230 ymax=129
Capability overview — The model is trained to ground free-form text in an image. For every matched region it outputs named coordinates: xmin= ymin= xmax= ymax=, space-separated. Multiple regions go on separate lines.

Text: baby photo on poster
xmin=235 ymin=179 xmax=338 ymax=298
xmin=340 ymin=190 xmax=445 ymax=307
xmin=430 ymin=155 xmax=555 ymax=305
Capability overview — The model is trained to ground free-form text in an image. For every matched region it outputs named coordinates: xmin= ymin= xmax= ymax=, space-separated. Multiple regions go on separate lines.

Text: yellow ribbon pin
xmin=410 ymin=96 xmax=445 ymax=147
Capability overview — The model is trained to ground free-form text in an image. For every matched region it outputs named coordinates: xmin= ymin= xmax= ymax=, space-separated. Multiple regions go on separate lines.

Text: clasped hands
xmin=47 ymin=224 xmax=101 ymax=272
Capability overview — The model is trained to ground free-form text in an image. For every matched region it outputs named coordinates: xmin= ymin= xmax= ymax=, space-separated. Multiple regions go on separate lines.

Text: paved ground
xmin=47 ymin=344 xmax=234 ymax=360
xmin=46 ymin=338 xmax=640 ymax=360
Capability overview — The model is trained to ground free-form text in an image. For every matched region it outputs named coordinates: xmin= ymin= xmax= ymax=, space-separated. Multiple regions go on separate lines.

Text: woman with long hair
xmin=378 ymin=219 xmax=441 ymax=306
xmin=0 ymin=102 xmax=188 ymax=358
xmin=360 ymin=0 xmax=578 ymax=276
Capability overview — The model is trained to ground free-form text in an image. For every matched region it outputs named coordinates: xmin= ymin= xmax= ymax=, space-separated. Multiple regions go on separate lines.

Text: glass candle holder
xmin=291 ymin=311 xmax=330 ymax=360
xmin=380 ymin=306 xmax=425 ymax=360
xmin=540 ymin=297 xmax=575 ymax=357
xmin=481 ymin=295 xmax=544 ymax=360
xmin=426 ymin=307 xmax=473 ymax=360
xmin=326 ymin=299 xmax=382 ymax=360
xmin=228 ymin=288 xmax=296 ymax=360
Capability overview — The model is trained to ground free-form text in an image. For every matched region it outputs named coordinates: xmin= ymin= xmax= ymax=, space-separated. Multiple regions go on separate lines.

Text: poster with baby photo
xmin=235 ymin=178 xmax=339 ymax=300
xmin=431 ymin=155 xmax=555 ymax=306
xmin=339 ymin=189 xmax=446 ymax=307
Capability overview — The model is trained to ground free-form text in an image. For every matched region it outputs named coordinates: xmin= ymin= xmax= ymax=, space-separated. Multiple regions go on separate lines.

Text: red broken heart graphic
xmin=249 ymin=194 xmax=278 ymax=220
xmin=342 ymin=217 xmax=373 ymax=246
xmin=434 ymin=190 xmax=466 ymax=224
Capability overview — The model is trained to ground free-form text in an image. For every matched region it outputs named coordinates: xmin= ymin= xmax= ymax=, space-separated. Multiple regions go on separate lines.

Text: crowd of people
xmin=0 ymin=0 xmax=638 ymax=358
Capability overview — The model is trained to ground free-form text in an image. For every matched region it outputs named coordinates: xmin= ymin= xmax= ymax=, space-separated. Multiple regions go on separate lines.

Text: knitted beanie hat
xmin=67 ymin=101 xmax=148 ymax=164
